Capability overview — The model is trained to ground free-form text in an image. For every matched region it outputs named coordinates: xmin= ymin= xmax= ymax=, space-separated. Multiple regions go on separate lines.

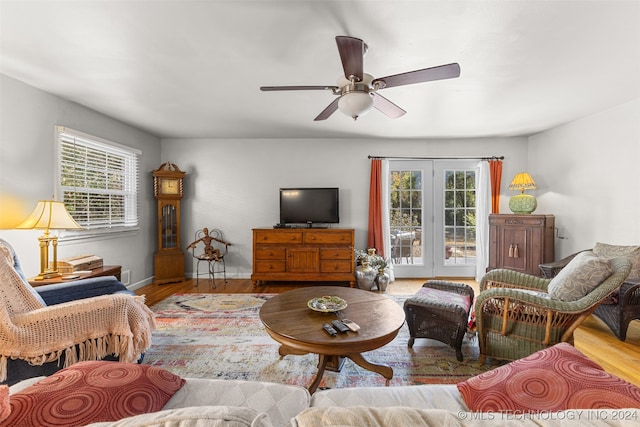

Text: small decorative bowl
xmin=307 ymin=296 xmax=348 ymax=313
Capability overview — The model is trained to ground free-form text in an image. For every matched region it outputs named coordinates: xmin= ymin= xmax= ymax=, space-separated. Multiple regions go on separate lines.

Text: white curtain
xmin=475 ymin=160 xmax=490 ymax=282
xmin=380 ymin=160 xmax=395 ymax=281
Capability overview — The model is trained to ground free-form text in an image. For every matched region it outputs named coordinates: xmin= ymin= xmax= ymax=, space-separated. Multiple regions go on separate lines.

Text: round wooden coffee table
xmin=259 ymin=286 xmax=405 ymax=393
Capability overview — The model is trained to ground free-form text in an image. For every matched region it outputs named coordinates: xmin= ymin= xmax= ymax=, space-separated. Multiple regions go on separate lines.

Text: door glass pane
xmin=390 ymin=170 xmax=422 ymax=265
xmin=443 ymin=169 xmax=476 ymax=265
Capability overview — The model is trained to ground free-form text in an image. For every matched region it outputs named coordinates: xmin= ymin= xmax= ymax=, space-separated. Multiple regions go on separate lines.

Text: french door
xmin=389 ymin=160 xmax=478 ymax=278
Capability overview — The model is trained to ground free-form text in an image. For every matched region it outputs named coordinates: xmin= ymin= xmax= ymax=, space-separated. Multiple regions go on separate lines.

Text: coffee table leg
xmin=278 ymin=344 xmax=308 ymax=358
xmin=308 ymin=354 xmax=329 ymax=394
xmin=346 ymin=353 xmax=393 ymax=386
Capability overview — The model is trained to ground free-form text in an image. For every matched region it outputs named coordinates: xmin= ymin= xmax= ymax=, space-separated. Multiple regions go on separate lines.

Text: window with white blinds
xmin=56 ymin=126 xmax=141 ymax=231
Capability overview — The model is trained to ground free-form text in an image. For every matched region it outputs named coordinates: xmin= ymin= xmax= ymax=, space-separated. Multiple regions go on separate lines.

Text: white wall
xmin=528 ymin=99 xmax=640 ymax=258
xmin=7 ymin=73 xmax=635 ymax=282
xmin=0 ymin=74 xmax=161 ymax=285
xmin=162 ymin=137 xmax=528 ymax=278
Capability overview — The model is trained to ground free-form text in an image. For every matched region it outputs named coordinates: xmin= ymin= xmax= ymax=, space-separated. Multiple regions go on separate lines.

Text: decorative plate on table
xmin=307 ymin=296 xmax=348 ymax=313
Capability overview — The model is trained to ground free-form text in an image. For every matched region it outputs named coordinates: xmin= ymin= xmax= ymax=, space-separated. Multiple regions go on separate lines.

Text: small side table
xmin=28 ymin=265 xmax=122 ymax=286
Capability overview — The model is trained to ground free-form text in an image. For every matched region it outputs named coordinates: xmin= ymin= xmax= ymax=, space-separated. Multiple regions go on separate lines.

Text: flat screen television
xmin=279 ymin=187 xmax=339 ymax=226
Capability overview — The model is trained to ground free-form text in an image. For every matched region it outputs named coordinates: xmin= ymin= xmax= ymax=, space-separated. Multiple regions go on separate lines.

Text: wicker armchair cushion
xmin=548 ymin=251 xmax=613 ymax=302
xmin=593 ymin=242 xmax=640 ymax=281
xmin=457 ymin=342 xmax=640 ymax=413
xmin=414 ymin=286 xmax=472 ymax=312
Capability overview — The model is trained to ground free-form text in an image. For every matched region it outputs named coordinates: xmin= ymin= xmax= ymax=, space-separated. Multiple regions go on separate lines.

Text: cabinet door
xmin=158 ymin=201 xmax=181 ymax=250
xmin=501 ymin=226 xmax=528 ymax=271
xmin=287 ymin=248 xmax=319 ymax=273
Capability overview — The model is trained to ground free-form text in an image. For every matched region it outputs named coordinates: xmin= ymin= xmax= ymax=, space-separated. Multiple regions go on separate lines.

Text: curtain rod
xmin=367 ymin=155 xmax=504 ymax=160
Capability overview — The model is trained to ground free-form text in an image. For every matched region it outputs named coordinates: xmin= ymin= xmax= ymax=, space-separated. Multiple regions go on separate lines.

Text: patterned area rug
xmin=143 ymin=293 xmax=494 ymax=389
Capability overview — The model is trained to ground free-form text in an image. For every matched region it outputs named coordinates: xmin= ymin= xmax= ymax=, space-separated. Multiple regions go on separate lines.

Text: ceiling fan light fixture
xmin=260 ymin=36 xmax=461 ymax=121
xmin=338 ymin=91 xmax=374 ymax=120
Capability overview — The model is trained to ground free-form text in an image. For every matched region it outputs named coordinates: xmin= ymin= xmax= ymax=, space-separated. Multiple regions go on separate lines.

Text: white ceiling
xmin=1 ymin=1 xmax=639 ymax=140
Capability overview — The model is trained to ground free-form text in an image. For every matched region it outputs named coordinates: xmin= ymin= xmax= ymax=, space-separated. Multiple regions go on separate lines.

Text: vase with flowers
xmin=355 ymin=248 xmax=390 ymax=292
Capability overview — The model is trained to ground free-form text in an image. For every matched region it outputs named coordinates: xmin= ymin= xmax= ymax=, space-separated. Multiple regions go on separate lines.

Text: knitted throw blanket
xmin=0 ymin=246 xmax=156 ymax=381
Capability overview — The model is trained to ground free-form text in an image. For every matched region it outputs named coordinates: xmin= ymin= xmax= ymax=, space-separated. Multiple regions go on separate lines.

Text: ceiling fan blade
xmin=372 ymin=63 xmax=461 ymax=89
xmin=314 ymin=98 xmax=340 ymax=121
xmin=335 ymin=36 xmax=364 ymax=81
xmin=372 ymin=93 xmax=406 ymax=119
xmin=260 ymin=85 xmax=339 ymax=92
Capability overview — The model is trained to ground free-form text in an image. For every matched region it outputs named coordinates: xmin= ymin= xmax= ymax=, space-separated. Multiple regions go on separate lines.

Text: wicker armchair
xmin=476 ymin=256 xmax=632 ymax=363
xmin=540 ymin=249 xmax=640 ymax=341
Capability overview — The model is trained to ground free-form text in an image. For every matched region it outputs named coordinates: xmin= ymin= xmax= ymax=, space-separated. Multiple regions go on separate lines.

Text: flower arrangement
xmin=355 ymin=248 xmax=389 ymax=273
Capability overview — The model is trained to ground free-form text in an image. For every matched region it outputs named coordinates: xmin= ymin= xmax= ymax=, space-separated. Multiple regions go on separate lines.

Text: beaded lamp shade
xmin=508 ymin=173 xmax=538 ymax=214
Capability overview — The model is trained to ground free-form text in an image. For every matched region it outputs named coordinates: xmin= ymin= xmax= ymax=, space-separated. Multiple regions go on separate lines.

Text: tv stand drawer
xmin=320 ymin=248 xmax=352 ymax=260
xmin=255 ymin=248 xmax=286 ymax=260
xmin=305 ymin=230 xmax=353 ymax=244
xmin=254 ymin=260 xmax=286 ymax=273
xmin=255 ymin=230 xmax=302 ymax=244
xmin=320 ymin=260 xmax=353 ymax=273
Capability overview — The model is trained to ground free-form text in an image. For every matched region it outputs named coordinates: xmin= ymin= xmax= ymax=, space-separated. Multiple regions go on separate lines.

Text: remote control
xmin=341 ymin=319 xmax=360 ymax=332
xmin=322 ymin=323 xmax=337 ymax=336
xmin=331 ymin=319 xmax=350 ymax=333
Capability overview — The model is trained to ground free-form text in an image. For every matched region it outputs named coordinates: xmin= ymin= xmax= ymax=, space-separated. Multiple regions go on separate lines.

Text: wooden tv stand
xmin=251 ymin=227 xmax=355 ymax=286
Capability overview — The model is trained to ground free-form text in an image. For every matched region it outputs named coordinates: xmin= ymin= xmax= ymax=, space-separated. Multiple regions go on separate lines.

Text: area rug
xmin=143 ymin=293 xmax=495 ymax=389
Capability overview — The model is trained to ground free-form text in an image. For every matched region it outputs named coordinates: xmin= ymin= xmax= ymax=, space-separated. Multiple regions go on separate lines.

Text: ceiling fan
xmin=260 ymin=36 xmax=461 ymax=121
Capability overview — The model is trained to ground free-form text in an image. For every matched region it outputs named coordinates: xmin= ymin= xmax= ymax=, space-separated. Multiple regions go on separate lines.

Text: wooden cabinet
xmin=488 ymin=214 xmax=555 ymax=276
xmin=252 ymin=228 xmax=355 ymax=286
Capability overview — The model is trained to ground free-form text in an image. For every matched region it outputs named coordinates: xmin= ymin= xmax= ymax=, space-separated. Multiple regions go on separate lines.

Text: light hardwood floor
xmin=136 ymin=277 xmax=640 ymax=387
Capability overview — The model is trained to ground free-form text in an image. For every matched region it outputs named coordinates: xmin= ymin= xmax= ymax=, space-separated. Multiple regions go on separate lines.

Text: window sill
xmin=58 ymin=227 xmax=140 ymax=244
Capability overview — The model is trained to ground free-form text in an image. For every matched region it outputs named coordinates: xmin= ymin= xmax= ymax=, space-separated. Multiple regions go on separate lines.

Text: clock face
xmin=161 ymin=178 xmax=180 ymax=195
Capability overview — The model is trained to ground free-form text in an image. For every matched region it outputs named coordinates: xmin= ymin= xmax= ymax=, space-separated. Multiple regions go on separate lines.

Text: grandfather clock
xmin=152 ymin=162 xmax=186 ymax=284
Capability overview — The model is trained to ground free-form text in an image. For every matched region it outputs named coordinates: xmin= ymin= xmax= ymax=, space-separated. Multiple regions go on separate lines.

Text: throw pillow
xmin=457 ymin=342 xmax=640 ymax=412
xmin=0 ymin=385 xmax=9 ymax=423
xmin=593 ymin=242 xmax=640 ymax=282
xmin=6 ymin=361 xmax=185 ymax=427
xmin=547 ymin=251 xmax=612 ymax=301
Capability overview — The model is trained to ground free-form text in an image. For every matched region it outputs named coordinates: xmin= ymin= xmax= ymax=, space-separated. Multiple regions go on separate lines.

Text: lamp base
xmin=33 ymin=270 xmax=62 ymax=281
xmin=509 ymin=194 xmax=537 ymax=214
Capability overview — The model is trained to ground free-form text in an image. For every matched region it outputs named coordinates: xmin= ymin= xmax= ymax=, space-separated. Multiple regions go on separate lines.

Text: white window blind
xmin=56 ymin=126 xmax=141 ymax=231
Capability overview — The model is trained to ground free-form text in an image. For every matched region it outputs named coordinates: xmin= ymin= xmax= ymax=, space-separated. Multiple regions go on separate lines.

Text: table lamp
xmin=16 ymin=200 xmax=82 ymax=280
xmin=508 ymin=172 xmax=538 ymax=214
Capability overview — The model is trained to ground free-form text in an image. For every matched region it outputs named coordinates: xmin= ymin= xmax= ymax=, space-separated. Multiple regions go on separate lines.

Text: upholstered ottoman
xmin=403 ymin=280 xmax=474 ymax=361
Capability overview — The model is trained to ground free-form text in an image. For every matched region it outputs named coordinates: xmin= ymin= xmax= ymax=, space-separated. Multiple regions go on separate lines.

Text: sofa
xmin=5 ymin=343 xmax=640 ymax=426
